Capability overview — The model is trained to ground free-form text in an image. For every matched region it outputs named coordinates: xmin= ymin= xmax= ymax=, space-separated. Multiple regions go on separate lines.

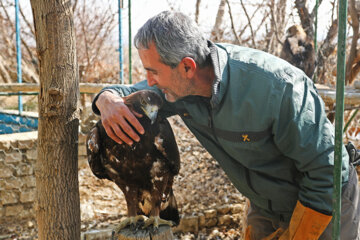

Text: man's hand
xmin=95 ymin=91 xmax=145 ymax=145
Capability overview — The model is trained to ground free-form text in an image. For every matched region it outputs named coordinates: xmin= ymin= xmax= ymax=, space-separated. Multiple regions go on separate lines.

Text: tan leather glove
xmin=245 ymin=201 xmax=332 ymax=240
xmin=277 ymin=201 xmax=332 ymax=240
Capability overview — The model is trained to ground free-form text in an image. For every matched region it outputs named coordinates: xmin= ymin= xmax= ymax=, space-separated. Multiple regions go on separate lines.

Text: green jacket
xmin=92 ymin=42 xmax=349 ymax=221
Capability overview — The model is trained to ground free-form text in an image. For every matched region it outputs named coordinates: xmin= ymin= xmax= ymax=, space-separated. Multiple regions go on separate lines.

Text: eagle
xmin=280 ymin=25 xmax=316 ymax=78
xmin=86 ymin=90 xmax=180 ymax=231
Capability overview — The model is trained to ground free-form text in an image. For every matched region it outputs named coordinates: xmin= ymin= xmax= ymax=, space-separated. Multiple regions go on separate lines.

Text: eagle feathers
xmin=86 ymin=90 xmax=180 ymax=229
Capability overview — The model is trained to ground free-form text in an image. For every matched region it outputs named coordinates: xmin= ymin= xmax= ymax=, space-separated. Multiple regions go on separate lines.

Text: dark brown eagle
xmin=86 ymin=90 xmax=180 ymax=231
xmin=280 ymin=25 xmax=316 ymax=78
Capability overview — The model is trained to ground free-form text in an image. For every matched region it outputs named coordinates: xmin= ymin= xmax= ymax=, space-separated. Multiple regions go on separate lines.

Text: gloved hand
xmin=346 ymin=142 xmax=360 ymax=166
xmin=245 ymin=201 xmax=332 ymax=240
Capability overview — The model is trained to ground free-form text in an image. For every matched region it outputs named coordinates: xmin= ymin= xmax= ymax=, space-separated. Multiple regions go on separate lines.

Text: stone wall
xmin=0 ymin=131 xmax=88 ymax=235
xmin=173 ymin=203 xmax=247 ymax=234
xmin=0 ymin=131 xmax=37 ymax=229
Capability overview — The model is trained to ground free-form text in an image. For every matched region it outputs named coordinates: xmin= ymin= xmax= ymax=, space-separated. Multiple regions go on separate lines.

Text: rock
xmin=231 ymin=204 xmax=244 ymax=214
xmin=16 ymin=163 xmax=34 ymax=176
xmin=204 ymin=209 xmax=217 ymax=219
xmin=20 ymin=189 xmax=36 ymax=203
xmin=5 ymin=150 xmax=22 ymax=163
xmin=26 ymin=149 xmax=37 ymax=160
xmin=5 ymin=205 xmax=24 ymax=217
xmin=204 ymin=218 xmax=217 ymax=228
xmin=218 ymin=215 xmax=233 ymax=226
xmin=198 ymin=213 xmax=206 ymax=228
xmin=1 ymin=191 xmax=18 ymax=205
xmin=217 ymin=204 xmax=231 ymax=215
xmin=0 ymin=165 xmax=13 ymax=178
xmin=174 ymin=216 xmax=199 ymax=233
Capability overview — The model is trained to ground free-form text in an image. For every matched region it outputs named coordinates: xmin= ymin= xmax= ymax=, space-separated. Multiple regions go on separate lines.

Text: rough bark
xmin=294 ymin=0 xmax=314 ymax=39
xmin=30 ymin=0 xmax=80 ymax=239
xmin=346 ymin=0 xmax=360 ymax=84
xmin=210 ymin=0 xmax=226 ymax=41
xmin=316 ymin=19 xmax=338 ymax=83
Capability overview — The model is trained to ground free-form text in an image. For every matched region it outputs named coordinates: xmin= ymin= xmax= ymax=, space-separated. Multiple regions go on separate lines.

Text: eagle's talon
xmin=142 ymin=216 xmax=174 ymax=229
xmin=114 ymin=215 xmax=147 ymax=233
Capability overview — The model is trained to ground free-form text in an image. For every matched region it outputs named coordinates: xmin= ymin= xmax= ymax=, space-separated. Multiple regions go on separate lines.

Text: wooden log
xmin=115 ymin=225 xmax=174 ymax=240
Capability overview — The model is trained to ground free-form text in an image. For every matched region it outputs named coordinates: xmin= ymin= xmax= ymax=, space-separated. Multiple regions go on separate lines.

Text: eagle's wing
xmin=152 ymin=118 xmax=180 ymax=225
xmin=86 ymin=125 xmax=111 ymax=181
xmin=155 ymin=118 xmax=180 ymax=175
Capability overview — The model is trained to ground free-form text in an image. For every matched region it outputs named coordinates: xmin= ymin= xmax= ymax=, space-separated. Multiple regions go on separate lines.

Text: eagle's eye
xmin=140 ymin=98 xmax=146 ymax=105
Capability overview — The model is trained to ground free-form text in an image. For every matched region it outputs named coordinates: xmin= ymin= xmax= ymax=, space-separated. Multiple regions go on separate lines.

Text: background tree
xmin=346 ymin=0 xmax=360 ymax=84
xmin=30 ymin=0 xmax=80 ymax=239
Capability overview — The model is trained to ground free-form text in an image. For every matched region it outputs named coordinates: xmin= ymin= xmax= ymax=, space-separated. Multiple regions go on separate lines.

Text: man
xmin=92 ymin=11 xmax=360 ymax=239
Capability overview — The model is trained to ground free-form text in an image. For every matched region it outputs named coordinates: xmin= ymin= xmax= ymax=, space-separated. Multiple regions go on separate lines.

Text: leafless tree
xmin=74 ymin=0 xmax=118 ymax=83
xmin=31 ymin=0 xmax=80 ymax=238
xmin=0 ymin=0 xmax=39 ymax=83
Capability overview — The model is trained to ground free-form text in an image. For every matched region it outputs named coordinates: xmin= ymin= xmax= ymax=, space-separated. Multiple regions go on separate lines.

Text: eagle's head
xmin=125 ymin=90 xmax=163 ymax=124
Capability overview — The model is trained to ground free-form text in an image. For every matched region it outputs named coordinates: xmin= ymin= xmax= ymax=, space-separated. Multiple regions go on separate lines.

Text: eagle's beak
xmin=142 ymin=105 xmax=159 ymax=124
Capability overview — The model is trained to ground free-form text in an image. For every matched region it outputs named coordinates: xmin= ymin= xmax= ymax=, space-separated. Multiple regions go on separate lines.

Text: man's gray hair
xmin=134 ymin=11 xmax=210 ymax=68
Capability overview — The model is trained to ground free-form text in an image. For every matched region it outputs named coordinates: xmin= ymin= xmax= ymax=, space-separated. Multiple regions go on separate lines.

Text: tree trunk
xmin=346 ymin=0 xmax=360 ymax=84
xmin=30 ymin=0 xmax=80 ymax=239
xmin=210 ymin=0 xmax=226 ymax=41
xmin=295 ymin=0 xmax=314 ymax=39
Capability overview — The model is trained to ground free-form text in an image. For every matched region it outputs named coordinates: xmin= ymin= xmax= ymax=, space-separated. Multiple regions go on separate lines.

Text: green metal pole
xmin=313 ymin=0 xmax=319 ymax=83
xmin=128 ymin=0 xmax=132 ymax=84
xmin=333 ymin=0 xmax=348 ymax=239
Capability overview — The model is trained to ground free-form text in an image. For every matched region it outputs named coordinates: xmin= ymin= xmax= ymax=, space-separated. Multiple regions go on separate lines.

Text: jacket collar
xmin=208 ymin=41 xmax=229 ymax=108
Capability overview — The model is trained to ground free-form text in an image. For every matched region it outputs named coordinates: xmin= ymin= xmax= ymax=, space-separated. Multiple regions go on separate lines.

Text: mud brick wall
xmin=0 ymin=132 xmax=88 ymax=230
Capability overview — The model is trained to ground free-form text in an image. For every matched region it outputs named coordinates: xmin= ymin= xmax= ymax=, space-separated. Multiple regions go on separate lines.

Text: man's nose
xmin=147 ymin=74 xmax=157 ymax=86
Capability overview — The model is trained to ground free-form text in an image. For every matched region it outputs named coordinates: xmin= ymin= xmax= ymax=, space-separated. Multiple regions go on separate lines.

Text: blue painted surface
xmin=0 ymin=113 xmax=38 ymax=134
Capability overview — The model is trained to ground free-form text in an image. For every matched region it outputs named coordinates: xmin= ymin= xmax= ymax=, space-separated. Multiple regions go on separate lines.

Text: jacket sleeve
xmin=91 ymin=80 xmax=177 ymax=118
xmin=271 ymin=73 xmax=349 ymax=215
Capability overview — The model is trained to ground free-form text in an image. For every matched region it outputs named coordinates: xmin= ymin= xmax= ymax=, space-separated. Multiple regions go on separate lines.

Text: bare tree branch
xmin=240 ymin=0 xmax=256 ymax=48
xmin=237 ymin=2 xmax=264 ymax=39
xmin=225 ymin=0 xmax=240 ymax=44
xmin=211 ymin=0 xmax=226 ymax=42
xmin=195 ymin=0 xmax=201 ymax=24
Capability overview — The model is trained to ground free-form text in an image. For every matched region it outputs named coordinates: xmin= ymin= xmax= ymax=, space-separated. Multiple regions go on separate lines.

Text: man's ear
xmin=180 ymin=57 xmax=196 ymax=78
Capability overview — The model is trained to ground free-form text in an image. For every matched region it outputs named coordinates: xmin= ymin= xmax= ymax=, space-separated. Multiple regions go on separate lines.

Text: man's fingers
xmin=126 ymin=110 xmax=145 ymax=135
xmin=117 ymin=117 xmax=141 ymax=143
xmin=103 ymin=124 xmax=123 ymax=145
xmin=111 ymin=123 xmax=134 ymax=146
